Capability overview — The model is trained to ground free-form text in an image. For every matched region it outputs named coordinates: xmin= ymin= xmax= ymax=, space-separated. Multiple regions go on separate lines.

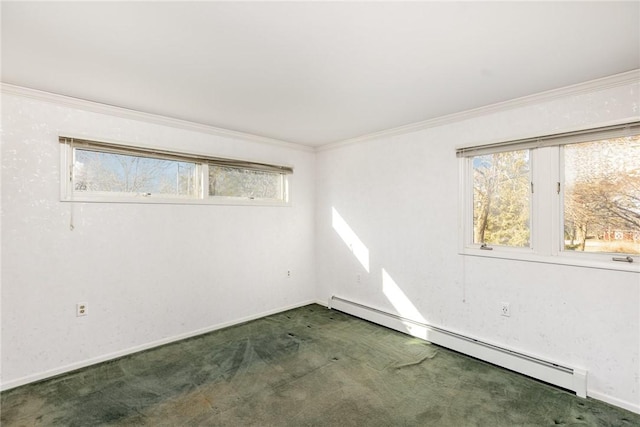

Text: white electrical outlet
xmin=500 ymin=302 xmax=511 ymax=317
xmin=357 ymin=274 xmax=361 ymax=283
xmin=287 ymin=270 xmax=291 ymax=278
xmin=77 ymin=302 xmax=88 ymax=317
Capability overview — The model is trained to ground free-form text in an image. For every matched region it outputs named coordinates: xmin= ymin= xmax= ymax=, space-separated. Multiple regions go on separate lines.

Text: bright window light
xmin=60 ymin=136 xmax=292 ymax=205
xmin=458 ymin=121 xmax=640 ymax=271
xmin=563 ymin=136 xmax=640 ymax=254
xmin=472 ymin=149 xmax=531 ymax=248
xmin=331 ymin=207 xmax=370 ymax=272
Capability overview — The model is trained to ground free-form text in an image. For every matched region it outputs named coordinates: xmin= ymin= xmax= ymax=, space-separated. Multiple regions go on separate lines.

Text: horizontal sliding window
xmin=60 ymin=137 xmax=292 ymax=205
xmin=458 ymin=121 xmax=640 ymax=271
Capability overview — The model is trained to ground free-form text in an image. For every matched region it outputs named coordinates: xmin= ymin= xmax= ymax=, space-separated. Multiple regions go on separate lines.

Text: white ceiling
xmin=2 ymin=1 xmax=639 ymax=147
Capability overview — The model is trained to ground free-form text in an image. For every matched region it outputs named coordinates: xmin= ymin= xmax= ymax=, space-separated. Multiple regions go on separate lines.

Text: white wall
xmin=2 ymin=76 xmax=639 ymax=414
xmin=316 ymin=81 xmax=640 ymax=412
xmin=1 ymin=91 xmax=316 ymax=388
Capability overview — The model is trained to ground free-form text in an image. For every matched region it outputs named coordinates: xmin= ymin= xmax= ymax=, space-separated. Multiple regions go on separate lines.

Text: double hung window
xmin=459 ymin=121 xmax=640 ymax=270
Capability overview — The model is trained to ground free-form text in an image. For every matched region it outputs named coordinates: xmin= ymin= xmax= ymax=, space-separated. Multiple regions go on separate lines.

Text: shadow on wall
xmin=331 ymin=206 xmax=427 ymax=335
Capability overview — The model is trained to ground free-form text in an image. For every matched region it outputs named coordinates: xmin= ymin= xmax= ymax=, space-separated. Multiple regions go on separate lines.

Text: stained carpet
xmin=2 ymin=304 xmax=639 ymax=426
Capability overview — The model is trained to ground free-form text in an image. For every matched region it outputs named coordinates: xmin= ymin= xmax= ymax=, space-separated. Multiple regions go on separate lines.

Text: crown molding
xmin=318 ymin=69 xmax=640 ymax=152
xmin=0 ymin=83 xmax=315 ymax=153
xmin=4 ymin=69 xmax=638 ymax=153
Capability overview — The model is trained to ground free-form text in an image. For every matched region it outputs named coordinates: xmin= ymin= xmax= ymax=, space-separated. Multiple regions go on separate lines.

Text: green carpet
xmin=2 ymin=304 xmax=638 ymax=426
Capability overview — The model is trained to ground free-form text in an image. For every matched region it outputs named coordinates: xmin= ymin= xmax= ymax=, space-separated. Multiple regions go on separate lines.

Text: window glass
xmin=209 ymin=165 xmax=284 ymax=200
xmin=73 ymin=149 xmax=198 ymax=197
xmin=563 ymin=136 xmax=640 ymax=254
xmin=472 ymin=150 xmax=531 ymax=247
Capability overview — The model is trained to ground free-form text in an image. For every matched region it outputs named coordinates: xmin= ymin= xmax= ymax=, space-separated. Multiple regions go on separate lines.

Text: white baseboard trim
xmin=314 ymin=299 xmax=329 ymax=307
xmin=588 ymin=390 xmax=640 ymax=415
xmin=0 ymin=299 xmax=319 ymax=392
xmin=328 ymin=295 xmax=588 ymax=398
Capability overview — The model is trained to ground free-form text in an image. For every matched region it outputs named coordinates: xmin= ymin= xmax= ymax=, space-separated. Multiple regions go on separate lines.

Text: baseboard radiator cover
xmin=328 ymin=296 xmax=587 ymax=398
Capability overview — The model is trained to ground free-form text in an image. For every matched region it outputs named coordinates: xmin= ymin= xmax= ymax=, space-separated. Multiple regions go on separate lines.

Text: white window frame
xmin=60 ymin=136 xmax=292 ymax=206
xmin=458 ymin=121 xmax=640 ymax=273
xmin=462 ymin=148 xmax=536 ymax=254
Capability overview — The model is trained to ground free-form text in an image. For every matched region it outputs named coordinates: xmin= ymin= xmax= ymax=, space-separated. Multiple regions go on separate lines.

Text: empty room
xmin=1 ymin=1 xmax=639 ymax=426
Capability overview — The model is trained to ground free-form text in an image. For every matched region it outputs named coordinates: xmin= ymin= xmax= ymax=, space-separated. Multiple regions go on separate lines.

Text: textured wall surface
xmin=315 ymin=82 xmax=640 ymax=411
xmin=1 ymin=93 xmax=316 ymax=388
xmin=2 ymin=77 xmax=639 ymax=414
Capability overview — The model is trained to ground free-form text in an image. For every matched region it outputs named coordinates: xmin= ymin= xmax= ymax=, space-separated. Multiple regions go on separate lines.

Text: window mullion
xmin=459 ymin=156 xmax=474 ymax=250
xmin=201 ymin=163 xmax=209 ymax=200
xmin=533 ymin=146 xmax=556 ymax=256
xmin=549 ymin=146 xmax=562 ymax=256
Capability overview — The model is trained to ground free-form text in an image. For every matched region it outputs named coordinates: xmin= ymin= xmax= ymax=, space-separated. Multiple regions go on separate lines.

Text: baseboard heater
xmin=328 ymin=296 xmax=587 ymax=398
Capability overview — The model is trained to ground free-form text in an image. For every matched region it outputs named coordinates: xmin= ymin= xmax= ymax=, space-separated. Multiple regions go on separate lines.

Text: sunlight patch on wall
xmin=382 ymin=268 xmax=428 ymax=338
xmin=332 ymin=207 xmax=370 ymax=272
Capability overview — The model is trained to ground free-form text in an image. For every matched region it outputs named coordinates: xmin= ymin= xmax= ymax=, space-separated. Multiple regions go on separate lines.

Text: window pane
xmin=563 ymin=136 xmax=640 ymax=254
xmin=209 ymin=165 xmax=284 ymax=200
xmin=73 ymin=149 xmax=198 ymax=197
xmin=473 ymin=150 xmax=531 ymax=247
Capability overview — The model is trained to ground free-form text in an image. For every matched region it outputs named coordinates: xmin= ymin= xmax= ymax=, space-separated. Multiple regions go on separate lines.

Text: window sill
xmin=61 ymin=195 xmax=291 ymax=207
xmin=460 ymin=247 xmax=639 ymax=273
